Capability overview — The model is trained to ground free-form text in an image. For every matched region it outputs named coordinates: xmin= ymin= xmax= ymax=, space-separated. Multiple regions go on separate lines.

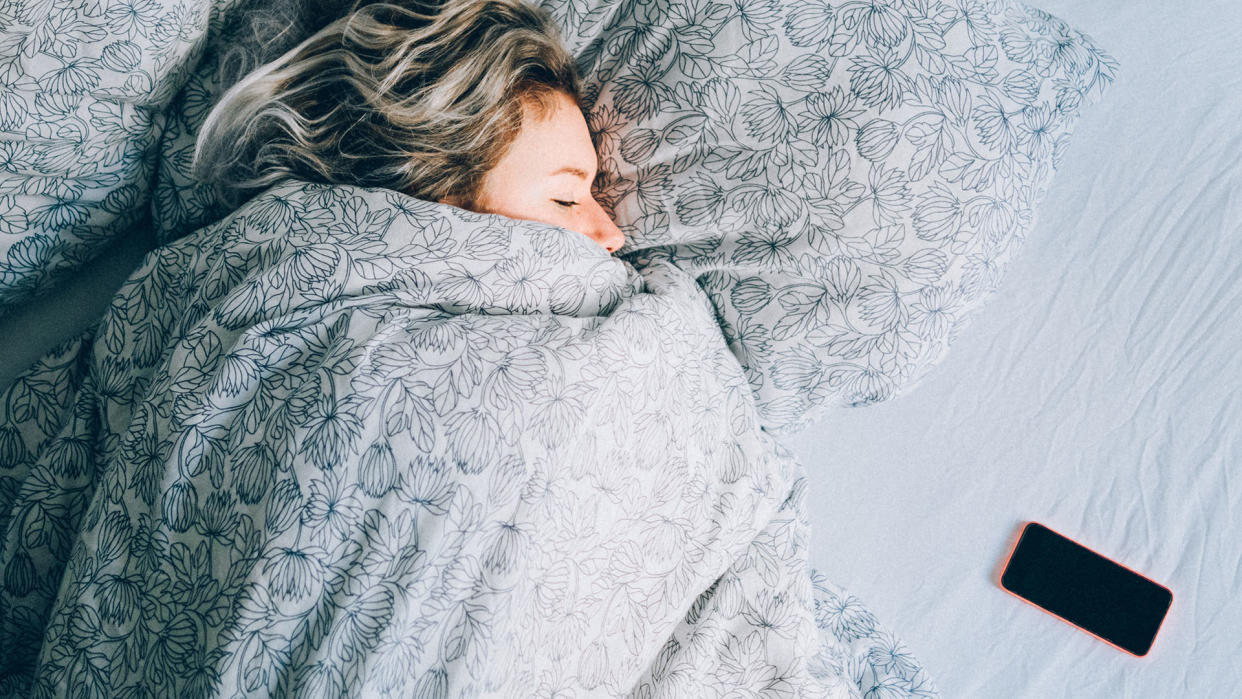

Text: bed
xmin=1 ymin=0 xmax=1238 ymax=696
xmin=783 ymin=0 xmax=1242 ymax=695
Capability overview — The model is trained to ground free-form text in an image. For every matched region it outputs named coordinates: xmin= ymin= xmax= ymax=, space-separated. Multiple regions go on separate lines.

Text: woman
xmin=5 ymin=2 xmax=658 ymax=694
xmin=1 ymin=1 xmax=934 ymax=696
xmin=192 ymin=0 xmax=626 ymax=254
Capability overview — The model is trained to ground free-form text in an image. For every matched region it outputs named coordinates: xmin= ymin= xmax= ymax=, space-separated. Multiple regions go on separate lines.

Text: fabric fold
xmin=1 ymin=181 xmax=934 ymax=697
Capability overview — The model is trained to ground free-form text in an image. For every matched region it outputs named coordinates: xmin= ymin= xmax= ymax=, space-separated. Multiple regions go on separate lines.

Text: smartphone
xmin=999 ymin=522 xmax=1172 ymax=657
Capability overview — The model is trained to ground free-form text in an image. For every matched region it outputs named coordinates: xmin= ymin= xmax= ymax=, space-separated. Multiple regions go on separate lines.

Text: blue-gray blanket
xmin=0 ymin=181 xmax=935 ymax=697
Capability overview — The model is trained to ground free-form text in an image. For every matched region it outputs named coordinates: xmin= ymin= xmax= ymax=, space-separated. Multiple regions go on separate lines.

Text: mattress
xmin=784 ymin=0 xmax=1242 ymax=695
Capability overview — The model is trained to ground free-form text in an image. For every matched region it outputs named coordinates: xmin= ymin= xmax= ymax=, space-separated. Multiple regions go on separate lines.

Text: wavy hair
xmin=192 ymin=0 xmax=583 ymax=211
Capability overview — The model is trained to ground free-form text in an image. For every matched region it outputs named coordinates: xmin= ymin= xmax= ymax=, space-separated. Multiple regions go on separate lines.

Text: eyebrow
xmin=549 ymin=166 xmax=593 ymax=180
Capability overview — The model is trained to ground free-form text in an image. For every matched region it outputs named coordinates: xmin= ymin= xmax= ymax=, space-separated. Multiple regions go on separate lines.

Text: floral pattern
xmin=143 ymin=0 xmax=1119 ymax=437
xmin=565 ymin=0 xmax=1117 ymax=436
xmin=0 ymin=0 xmax=1116 ymax=695
xmin=5 ymin=180 xmax=929 ymax=697
xmin=0 ymin=0 xmax=234 ymax=315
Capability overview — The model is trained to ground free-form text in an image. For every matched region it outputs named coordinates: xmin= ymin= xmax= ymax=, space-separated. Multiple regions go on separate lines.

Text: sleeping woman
xmin=192 ymin=0 xmax=626 ymax=253
xmin=0 ymin=0 xmax=882 ymax=696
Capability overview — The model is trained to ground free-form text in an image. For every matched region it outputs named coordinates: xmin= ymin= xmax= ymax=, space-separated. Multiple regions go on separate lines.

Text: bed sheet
xmin=785 ymin=0 xmax=1242 ymax=696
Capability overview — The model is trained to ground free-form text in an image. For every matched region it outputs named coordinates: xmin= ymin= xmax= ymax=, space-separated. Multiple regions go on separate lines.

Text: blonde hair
xmin=192 ymin=0 xmax=582 ymax=211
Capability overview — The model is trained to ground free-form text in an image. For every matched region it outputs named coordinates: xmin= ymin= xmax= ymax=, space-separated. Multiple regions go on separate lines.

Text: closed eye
xmin=554 ymin=200 xmax=579 ymax=208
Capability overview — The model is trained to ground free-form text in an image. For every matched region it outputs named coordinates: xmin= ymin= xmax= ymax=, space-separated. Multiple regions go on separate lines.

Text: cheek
xmin=477 ymin=173 xmax=541 ymax=218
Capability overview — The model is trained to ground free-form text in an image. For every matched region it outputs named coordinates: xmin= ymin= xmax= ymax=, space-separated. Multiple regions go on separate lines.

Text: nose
xmin=586 ymin=196 xmax=626 ymax=253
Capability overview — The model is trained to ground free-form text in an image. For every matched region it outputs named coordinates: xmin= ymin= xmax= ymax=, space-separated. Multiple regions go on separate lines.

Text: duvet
xmin=0 ymin=180 xmax=936 ymax=697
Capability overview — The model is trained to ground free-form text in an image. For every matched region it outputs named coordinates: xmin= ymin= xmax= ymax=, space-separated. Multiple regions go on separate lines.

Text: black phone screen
xmin=1000 ymin=522 xmax=1172 ymax=656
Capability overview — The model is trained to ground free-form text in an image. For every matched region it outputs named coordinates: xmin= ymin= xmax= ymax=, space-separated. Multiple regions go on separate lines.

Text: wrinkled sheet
xmin=0 ymin=180 xmax=937 ymax=697
xmin=786 ymin=0 xmax=1242 ymax=696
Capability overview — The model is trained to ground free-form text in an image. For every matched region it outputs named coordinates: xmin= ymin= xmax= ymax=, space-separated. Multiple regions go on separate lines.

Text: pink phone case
xmin=997 ymin=521 xmax=1173 ymax=657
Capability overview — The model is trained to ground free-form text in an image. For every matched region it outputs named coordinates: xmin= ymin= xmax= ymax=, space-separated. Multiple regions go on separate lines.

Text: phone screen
xmin=999 ymin=522 xmax=1172 ymax=657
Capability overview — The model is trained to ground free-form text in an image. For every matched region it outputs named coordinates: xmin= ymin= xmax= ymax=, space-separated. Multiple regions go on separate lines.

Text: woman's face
xmin=442 ymin=91 xmax=626 ymax=254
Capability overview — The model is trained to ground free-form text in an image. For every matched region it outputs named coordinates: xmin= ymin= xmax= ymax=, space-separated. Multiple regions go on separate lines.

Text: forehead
xmin=506 ymin=93 xmax=598 ymax=175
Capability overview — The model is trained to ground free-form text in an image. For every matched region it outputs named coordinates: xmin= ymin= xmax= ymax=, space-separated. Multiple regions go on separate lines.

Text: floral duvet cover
xmin=0 ymin=180 xmax=936 ymax=697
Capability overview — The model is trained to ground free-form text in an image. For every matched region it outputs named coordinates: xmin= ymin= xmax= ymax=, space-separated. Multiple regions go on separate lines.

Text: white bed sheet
xmin=786 ymin=0 xmax=1242 ymax=696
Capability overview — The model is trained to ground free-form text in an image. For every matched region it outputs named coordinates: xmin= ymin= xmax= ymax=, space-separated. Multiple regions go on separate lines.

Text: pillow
xmin=151 ymin=0 xmax=1116 ymax=436
xmin=563 ymin=0 xmax=1117 ymax=435
xmin=0 ymin=0 xmax=226 ymax=316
